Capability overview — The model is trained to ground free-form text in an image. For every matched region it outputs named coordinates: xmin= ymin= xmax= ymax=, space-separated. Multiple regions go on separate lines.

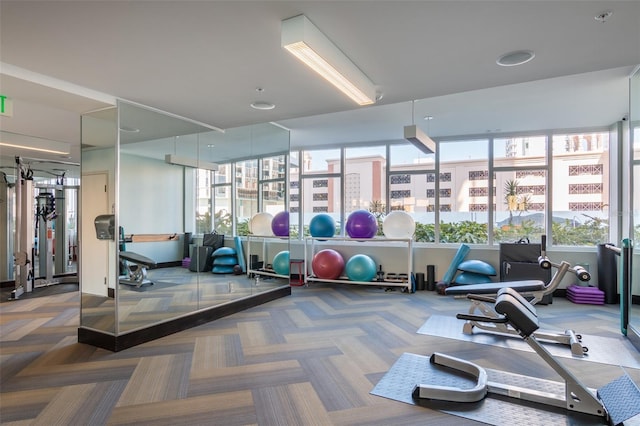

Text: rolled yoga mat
xmin=597 ymin=243 xmax=618 ymax=304
xmin=440 ymin=244 xmax=470 ymax=285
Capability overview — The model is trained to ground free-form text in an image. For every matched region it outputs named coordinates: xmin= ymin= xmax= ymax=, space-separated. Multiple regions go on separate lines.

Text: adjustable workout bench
xmin=413 ymin=287 xmax=640 ymax=425
xmin=446 ymin=257 xmax=591 ymax=356
xmin=119 ymin=251 xmax=157 ymax=287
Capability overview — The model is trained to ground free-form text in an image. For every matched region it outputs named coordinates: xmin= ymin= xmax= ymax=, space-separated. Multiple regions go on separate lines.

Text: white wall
xmin=119 ymin=154 xmax=185 ymax=262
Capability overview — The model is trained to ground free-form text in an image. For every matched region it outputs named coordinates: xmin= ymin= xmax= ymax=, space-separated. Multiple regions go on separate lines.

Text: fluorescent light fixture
xmin=164 ymin=154 xmax=219 ymax=171
xmin=282 ymin=14 xmax=376 ymax=106
xmin=404 ymin=125 xmax=436 ymax=154
xmin=0 ymin=131 xmax=71 ymax=155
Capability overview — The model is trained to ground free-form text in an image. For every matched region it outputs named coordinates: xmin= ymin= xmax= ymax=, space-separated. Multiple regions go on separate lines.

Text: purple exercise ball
xmin=271 ymin=211 xmax=289 ymax=236
xmin=345 ymin=209 xmax=378 ymax=238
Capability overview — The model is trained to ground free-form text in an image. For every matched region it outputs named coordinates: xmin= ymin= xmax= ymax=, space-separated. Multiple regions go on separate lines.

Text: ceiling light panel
xmin=0 ymin=131 xmax=71 ymax=155
xmin=282 ymin=15 xmax=376 ymax=106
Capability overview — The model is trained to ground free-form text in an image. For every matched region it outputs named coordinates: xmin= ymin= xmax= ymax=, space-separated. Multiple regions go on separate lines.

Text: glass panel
xmin=212 ymin=164 xmax=233 ymax=234
xmin=302 ymin=148 xmax=341 ymax=174
xmin=261 ymin=154 xmax=286 ymax=215
xmin=439 ymin=139 xmax=489 ymax=244
xmin=494 ymin=136 xmax=546 ymax=166
xmin=628 ymin=68 xmax=639 ymax=350
xmin=289 ymin=152 xmax=301 ymax=238
xmin=551 ymin=132 xmax=609 ymax=246
xmin=236 ymin=158 xmax=258 ymax=232
xmin=345 ymin=146 xmax=386 ymax=214
xmin=80 ymin=106 xmax=117 ymax=334
xmin=117 ymin=102 xmax=210 ymax=333
xmin=635 ymin=125 xmax=640 ymax=161
xmin=109 ymin=103 xmax=290 ymax=335
xmin=389 ymin=142 xmax=435 ymax=170
xmin=493 ymin=170 xmax=546 ymax=244
xmin=389 ymin=144 xmax=437 ymax=241
xmin=196 ymin=169 xmax=212 ymax=234
xmin=301 ymin=176 xmax=341 ymax=237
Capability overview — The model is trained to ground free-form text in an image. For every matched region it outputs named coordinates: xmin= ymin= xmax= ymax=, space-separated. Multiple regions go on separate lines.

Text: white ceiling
xmin=1 ymin=1 xmax=639 ymax=179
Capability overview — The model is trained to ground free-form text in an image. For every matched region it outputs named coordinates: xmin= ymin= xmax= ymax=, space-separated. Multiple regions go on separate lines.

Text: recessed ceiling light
xmin=120 ymin=126 xmax=140 ymax=133
xmin=423 ymin=115 xmax=433 ymax=121
xmin=496 ymin=50 xmax=535 ymax=67
xmin=250 ymin=101 xmax=275 ymax=110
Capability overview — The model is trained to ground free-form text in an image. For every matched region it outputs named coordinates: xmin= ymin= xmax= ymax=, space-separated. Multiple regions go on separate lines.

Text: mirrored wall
xmin=628 ymin=66 xmax=640 ymax=350
xmin=79 ymin=101 xmax=290 ymax=350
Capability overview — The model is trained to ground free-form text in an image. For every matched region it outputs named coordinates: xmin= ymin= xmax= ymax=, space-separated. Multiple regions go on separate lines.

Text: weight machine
xmin=9 ymin=157 xmax=75 ymax=300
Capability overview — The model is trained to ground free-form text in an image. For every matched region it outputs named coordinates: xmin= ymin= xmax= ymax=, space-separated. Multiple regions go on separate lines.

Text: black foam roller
xmin=415 ymin=273 xmax=425 ymax=291
xmin=597 ymin=243 xmax=618 ymax=304
xmin=183 ymin=232 xmax=192 ymax=259
xmin=427 ymin=265 xmax=436 ymax=291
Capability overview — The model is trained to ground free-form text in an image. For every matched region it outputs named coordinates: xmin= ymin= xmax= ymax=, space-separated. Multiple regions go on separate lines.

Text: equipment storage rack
xmin=304 ymin=236 xmax=414 ymax=292
xmin=246 ymin=234 xmax=290 ymax=280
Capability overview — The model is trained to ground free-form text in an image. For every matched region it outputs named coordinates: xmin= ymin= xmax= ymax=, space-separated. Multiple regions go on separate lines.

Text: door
xmin=80 ymin=172 xmax=109 ymax=296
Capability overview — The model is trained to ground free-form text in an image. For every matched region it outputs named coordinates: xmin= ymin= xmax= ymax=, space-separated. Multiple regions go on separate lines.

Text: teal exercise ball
xmin=345 ymin=254 xmax=377 ymax=282
xmin=309 ymin=214 xmax=336 ymax=238
xmin=272 ymin=250 xmax=290 ymax=275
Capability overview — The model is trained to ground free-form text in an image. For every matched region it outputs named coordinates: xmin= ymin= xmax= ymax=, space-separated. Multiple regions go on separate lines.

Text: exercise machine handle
xmin=538 ymin=255 xmax=552 ymax=269
xmin=466 ymin=294 xmax=496 ymax=303
xmin=456 ymin=313 xmax=509 ymax=324
xmin=604 ymin=243 xmax=621 ymax=256
xmin=572 ymin=266 xmax=591 ymax=282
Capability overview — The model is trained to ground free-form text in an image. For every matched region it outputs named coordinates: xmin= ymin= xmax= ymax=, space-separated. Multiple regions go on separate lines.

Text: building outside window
xmin=206 ymin=130 xmax=614 ymax=247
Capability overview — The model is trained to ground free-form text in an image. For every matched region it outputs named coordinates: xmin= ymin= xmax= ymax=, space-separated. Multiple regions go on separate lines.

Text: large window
xmin=211 ymin=164 xmax=232 ymax=235
xmin=344 ymin=146 xmax=385 ymax=214
xmin=389 ymin=143 xmax=436 ymax=241
xmin=635 ymin=125 xmax=640 ymax=241
xmin=208 ymin=127 xmax=616 ymax=248
xmin=493 ymin=136 xmax=547 ymax=244
xmin=551 ymin=132 xmax=609 ymax=246
xmin=439 ymin=139 xmax=489 ymax=244
xmin=297 ymin=148 xmax=342 ymax=237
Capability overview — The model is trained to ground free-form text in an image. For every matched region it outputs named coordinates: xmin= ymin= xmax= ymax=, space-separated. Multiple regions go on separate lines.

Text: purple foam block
xmin=567 ymin=284 xmax=604 ymax=295
xmin=566 ymin=285 xmax=605 ymax=304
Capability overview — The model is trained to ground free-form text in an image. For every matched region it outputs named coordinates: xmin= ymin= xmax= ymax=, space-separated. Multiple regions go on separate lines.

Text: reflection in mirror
xmin=628 ymin=66 xmax=639 ymax=349
xmin=115 ymin=101 xmax=290 ymax=334
xmin=0 ymin=139 xmax=80 ymax=287
xmin=80 ymin=106 xmax=117 ymax=333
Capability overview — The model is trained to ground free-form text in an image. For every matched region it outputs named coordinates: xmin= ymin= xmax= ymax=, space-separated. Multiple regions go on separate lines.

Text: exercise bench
xmin=119 ymin=251 xmax=157 ymax=287
xmin=447 ymin=257 xmax=591 ymax=356
xmin=413 ymin=287 xmax=640 ymax=425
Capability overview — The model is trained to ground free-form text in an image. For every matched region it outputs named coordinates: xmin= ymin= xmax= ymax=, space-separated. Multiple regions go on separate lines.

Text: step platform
xmin=566 ymin=284 xmax=605 ymax=305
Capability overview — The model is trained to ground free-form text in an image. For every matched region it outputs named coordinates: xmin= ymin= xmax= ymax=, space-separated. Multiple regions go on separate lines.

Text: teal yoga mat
xmin=440 ymin=244 xmax=470 ymax=284
xmin=234 ymin=236 xmax=247 ymax=273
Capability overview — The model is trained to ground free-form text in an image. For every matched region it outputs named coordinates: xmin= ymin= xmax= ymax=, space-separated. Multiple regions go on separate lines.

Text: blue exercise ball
xmin=346 ymin=210 xmax=378 ymax=238
xmin=309 ymin=214 xmax=336 ymax=238
xmin=272 ymin=250 xmax=290 ymax=276
xmin=345 ymin=254 xmax=377 ymax=282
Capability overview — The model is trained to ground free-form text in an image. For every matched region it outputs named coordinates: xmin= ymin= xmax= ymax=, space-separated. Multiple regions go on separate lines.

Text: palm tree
xmin=504 ymin=179 xmax=519 ymax=225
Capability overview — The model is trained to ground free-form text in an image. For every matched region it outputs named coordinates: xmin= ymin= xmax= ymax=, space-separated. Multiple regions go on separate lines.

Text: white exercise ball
xmin=382 ymin=211 xmax=416 ymax=239
xmin=249 ymin=212 xmax=274 ymax=236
